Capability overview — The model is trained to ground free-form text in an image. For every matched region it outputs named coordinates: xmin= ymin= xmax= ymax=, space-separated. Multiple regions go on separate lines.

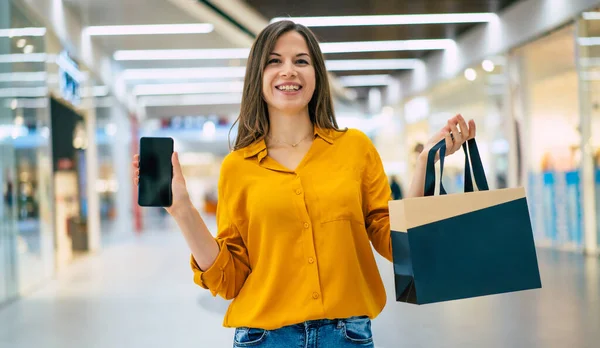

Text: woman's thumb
xmin=172 ymin=152 xmax=183 ymax=179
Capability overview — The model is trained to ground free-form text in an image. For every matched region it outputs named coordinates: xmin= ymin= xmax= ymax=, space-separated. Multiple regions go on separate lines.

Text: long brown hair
xmin=230 ymin=20 xmax=344 ymax=151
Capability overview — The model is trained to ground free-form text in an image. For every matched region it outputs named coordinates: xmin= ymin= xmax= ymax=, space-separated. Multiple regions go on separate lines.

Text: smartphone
xmin=138 ymin=137 xmax=174 ymax=207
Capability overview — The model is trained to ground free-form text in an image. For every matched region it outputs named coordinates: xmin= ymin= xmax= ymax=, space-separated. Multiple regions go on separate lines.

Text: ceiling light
xmin=271 ymin=13 xmax=498 ymax=27
xmin=121 ymin=67 xmax=247 ymax=81
xmin=0 ymin=27 xmax=46 ymax=37
xmin=83 ymin=23 xmax=214 ymax=36
xmin=0 ymin=53 xmax=47 ymax=63
xmin=81 ymin=86 xmax=109 ymax=97
xmin=122 ymin=58 xmax=416 ymax=82
xmin=133 ymin=81 xmax=244 ymax=96
xmin=23 ymin=45 xmax=34 ymax=54
xmin=0 ymin=72 xmax=47 ymax=82
xmin=582 ymin=12 xmax=600 ymax=20
xmin=337 ymin=74 xmax=393 ymax=87
xmin=139 ymin=93 xmax=242 ymax=107
xmin=16 ymin=39 xmax=26 ymax=48
xmin=320 ymin=39 xmax=455 ymax=54
xmin=481 ymin=60 xmax=495 ymax=72
xmin=114 ymin=48 xmax=250 ymax=61
xmin=0 ymin=87 xmax=48 ymax=98
xmin=464 ymin=68 xmax=477 ymax=81
xmin=5 ymin=98 xmax=48 ymax=109
xmin=578 ymin=37 xmax=600 ymax=46
xmin=114 ymin=39 xmax=453 ymax=62
xmin=326 ymin=59 xmax=421 ymax=71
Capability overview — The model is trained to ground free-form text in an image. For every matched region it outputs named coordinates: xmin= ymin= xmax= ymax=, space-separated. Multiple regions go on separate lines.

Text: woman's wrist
xmin=416 ymin=151 xmax=429 ymax=168
xmin=168 ymin=198 xmax=195 ymax=220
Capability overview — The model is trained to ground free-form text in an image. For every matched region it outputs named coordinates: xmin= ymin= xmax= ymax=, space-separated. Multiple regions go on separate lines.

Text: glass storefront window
xmin=1 ymin=0 xmax=53 ymax=304
xmin=510 ymin=24 xmax=583 ymax=250
xmin=576 ymin=9 xmax=600 ymax=251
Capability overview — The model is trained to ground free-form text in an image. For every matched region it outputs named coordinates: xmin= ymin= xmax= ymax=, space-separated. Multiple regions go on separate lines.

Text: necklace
xmin=268 ymin=132 xmax=313 ymax=147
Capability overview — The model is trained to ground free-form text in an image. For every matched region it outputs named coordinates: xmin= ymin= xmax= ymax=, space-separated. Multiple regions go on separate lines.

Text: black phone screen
xmin=138 ymin=137 xmax=173 ymax=207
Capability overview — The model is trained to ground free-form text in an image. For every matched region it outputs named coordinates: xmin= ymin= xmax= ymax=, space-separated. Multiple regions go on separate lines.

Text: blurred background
xmin=1 ymin=1 xmax=600 ymax=347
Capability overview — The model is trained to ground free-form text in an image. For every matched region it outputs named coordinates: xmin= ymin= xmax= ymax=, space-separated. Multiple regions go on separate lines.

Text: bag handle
xmin=463 ymin=138 xmax=489 ymax=192
xmin=424 ymin=139 xmax=447 ymax=196
xmin=424 ymin=138 xmax=489 ymax=197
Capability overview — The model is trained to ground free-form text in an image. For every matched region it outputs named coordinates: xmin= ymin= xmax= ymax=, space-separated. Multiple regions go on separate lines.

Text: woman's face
xmin=262 ymin=31 xmax=316 ymax=115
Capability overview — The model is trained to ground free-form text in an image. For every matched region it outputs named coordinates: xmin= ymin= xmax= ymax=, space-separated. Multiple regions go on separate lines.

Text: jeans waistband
xmin=291 ymin=316 xmax=368 ymax=329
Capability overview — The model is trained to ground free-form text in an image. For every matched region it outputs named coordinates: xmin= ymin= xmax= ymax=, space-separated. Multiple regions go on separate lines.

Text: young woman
xmin=133 ymin=20 xmax=475 ymax=348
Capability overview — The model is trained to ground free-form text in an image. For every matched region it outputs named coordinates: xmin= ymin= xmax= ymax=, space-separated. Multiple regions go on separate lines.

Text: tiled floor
xmin=0 ymin=217 xmax=598 ymax=348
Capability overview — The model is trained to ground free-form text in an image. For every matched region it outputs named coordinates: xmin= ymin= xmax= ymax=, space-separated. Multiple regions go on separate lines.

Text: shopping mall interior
xmin=1 ymin=0 xmax=600 ymax=347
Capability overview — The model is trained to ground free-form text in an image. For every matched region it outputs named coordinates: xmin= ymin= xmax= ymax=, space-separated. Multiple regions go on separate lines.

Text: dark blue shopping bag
xmin=389 ymin=138 xmax=542 ymax=304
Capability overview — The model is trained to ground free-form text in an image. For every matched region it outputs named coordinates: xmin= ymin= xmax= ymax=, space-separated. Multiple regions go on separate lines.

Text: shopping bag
xmin=389 ymin=138 xmax=542 ymax=305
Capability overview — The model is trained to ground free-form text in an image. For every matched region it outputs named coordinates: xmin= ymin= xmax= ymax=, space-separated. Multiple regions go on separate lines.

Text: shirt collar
xmin=242 ymin=126 xmax=336 ymax=160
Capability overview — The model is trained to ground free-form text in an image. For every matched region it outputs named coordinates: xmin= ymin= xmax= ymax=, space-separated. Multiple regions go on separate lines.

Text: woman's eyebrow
xmin=269 ymin=52 xmax=310 ymax=58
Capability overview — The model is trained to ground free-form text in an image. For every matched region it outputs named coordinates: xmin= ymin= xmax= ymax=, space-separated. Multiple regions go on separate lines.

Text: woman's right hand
xmin=132 ymin=152 xmax=192 ymax=216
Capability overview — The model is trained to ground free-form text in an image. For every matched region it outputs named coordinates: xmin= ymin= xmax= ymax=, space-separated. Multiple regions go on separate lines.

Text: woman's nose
xmin=279 ymin=62 xmax=297 ymax=77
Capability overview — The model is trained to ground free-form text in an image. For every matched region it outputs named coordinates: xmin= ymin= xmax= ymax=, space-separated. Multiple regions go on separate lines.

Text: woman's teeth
xmin=277 ymin=85 xmax=300 ymax=91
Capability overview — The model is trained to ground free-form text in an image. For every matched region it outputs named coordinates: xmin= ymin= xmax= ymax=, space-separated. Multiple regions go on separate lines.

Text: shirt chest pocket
xmin=312 ymin=166 xmax=364 ymax=225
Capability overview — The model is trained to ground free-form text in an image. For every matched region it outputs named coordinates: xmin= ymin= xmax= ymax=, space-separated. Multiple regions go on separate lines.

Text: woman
xmin=133 ymin=20 xmax=476 ymax=348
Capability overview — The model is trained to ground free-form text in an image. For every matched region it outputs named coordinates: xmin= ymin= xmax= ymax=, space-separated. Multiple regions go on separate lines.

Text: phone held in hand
xmin=138 ymin=137 xmax=174 ymax=207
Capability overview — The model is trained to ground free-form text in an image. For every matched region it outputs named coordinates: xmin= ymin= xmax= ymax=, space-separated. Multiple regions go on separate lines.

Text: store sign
xmin=57 ymin=51 xmax=82 ymax=106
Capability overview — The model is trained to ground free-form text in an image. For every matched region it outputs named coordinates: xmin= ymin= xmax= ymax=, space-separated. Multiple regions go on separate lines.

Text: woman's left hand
xmin=407 ymin=114 xmax=477 ymax=198
xmin=420 ymin=114 xmax=477 ymax=162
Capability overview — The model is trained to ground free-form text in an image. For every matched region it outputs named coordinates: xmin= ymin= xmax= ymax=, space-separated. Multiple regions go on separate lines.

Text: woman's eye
xmin=296 ymin=59 xmax=309 ymax=65
xmin=267 ymin=58 xmax=280 ymax=64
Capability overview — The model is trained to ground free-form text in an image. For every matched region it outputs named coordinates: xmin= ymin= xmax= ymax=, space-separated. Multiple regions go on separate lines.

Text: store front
xmin=577 ymin=7 xmax=600 ymax=253
xmin=1 ymin=0 xmax=54 ymax=305
xmin=401 ymin=7 xmax=600 ymax=254
xmin=1 ymin=0 xmax=103 ymax=305
xmin=509 ymin=24 xmax=585 ymax=251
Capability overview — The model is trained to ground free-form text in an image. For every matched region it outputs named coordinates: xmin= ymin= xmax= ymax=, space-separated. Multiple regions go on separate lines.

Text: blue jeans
xmin=233 ymin=316 xmax=375 ymax=348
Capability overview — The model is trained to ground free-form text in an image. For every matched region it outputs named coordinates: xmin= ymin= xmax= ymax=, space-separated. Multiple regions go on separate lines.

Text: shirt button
xmin=304 ymin=222 xmax=310 ymax=229
xmin=295 ymin=189 xmax=302 ymax=195
xmin=308 ymin=257 xmax=314 ymax=264
xmin=312 ymin=292 xmax=320 ymax=299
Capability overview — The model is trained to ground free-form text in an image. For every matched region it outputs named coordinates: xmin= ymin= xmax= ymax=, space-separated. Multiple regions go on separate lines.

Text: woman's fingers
xmin=448 ymin=120 xmax=461 ymax=154
xmin=468 ymin=119 xmax=477 ymax=140
xmin=172 ymin=152 xmax=184 ymax=181
xmin=133 ymin=154 xmax=140 ymax=186
xmin=444 ymin=129 xmax=453 ymax=158
xmin=457 ymin=115 xmax=469 ymax=142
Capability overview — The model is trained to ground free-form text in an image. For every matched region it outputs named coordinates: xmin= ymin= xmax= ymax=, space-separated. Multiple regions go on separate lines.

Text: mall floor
xmin=0 ymin=215 xmax=599 ymax=348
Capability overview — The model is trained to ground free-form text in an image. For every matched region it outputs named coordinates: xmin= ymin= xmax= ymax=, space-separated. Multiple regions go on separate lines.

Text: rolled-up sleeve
xmin=362 ymin=142 xmax=393 ymax=262
xmin=190 ymin=163 xmax=251 ymax=300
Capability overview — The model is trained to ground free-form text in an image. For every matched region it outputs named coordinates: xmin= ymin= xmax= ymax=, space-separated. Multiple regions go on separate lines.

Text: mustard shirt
xmin=190 ymin=126 xmax=393 ymax=330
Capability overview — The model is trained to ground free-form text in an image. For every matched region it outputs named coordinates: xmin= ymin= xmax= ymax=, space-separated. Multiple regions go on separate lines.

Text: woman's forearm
xmin=171 ymin=201 xmax=220 ymax=271
xmin=406 ymin=154 xmax=428 ymax=198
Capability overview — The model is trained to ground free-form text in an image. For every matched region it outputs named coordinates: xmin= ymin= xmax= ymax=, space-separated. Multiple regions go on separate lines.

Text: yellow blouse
xmin=190 ymin=126 xmax=393 ymax=330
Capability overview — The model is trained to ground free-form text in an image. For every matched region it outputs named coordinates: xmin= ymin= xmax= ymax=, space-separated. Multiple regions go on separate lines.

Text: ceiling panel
xmin=61 ymin=0 xmax=524 ymax=121
xmin=64 ymin=0 xmax=201 ymax=26
xmin=243 ymin=0 xmax=521 ymax=60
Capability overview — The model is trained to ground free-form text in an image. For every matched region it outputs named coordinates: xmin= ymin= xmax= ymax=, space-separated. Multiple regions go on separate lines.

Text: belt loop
xmin=336 ymin=319 xmax=344 ymax=329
